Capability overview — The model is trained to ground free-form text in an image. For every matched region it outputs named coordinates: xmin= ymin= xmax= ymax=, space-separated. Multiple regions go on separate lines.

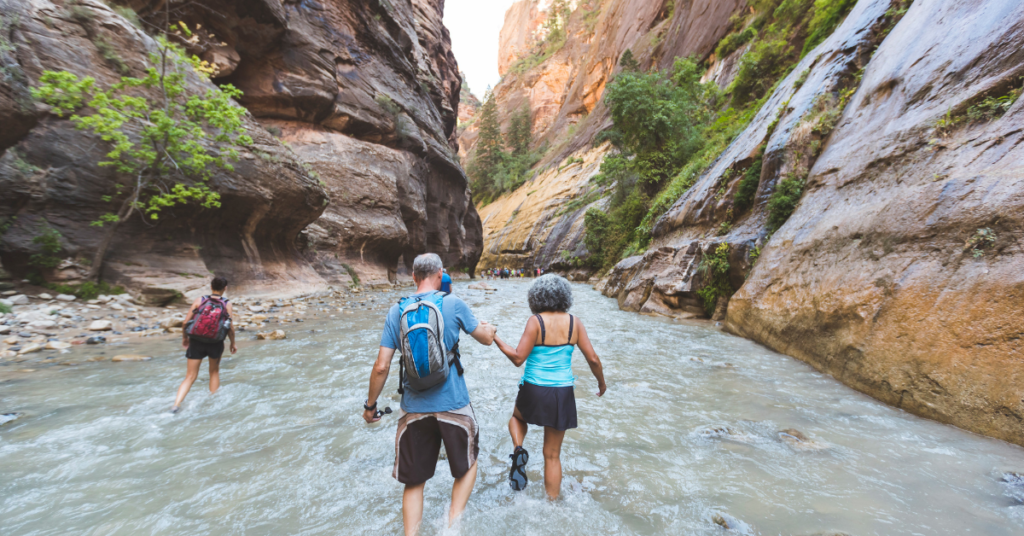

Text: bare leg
xmin=209 ymin=357 xmax=221 ymax=393
xmin=542 ymin=427 xmax=566 ymax=500
xmin=509 ymin=407 xmax=528 ymax=447
xmin=173 ymin=358 xmax=202 ymax=408
xmin=403 ymin=483 xmax=425 ymax=536
xmin=449 ymin=461 xmax=477 ymax=526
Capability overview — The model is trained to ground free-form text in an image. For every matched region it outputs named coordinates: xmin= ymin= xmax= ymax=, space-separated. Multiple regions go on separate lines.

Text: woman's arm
xmin=493 ymin=316 xmax=539 ymax=367
xmin=576 ymin=321 xmax=607 ymax=397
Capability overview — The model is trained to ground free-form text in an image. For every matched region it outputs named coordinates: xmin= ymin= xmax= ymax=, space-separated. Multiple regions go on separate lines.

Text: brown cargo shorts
xmin=393 ymin=405 xmax=479 ymax=485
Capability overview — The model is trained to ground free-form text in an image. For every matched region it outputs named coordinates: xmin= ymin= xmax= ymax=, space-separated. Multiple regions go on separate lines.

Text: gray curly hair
xmin=528 ymin=274 xmax=573 ymax=314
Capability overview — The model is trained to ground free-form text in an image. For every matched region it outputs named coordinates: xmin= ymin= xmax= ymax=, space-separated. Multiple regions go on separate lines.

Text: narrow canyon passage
xmin=2 ymin=282 xmax=1022 ymax=535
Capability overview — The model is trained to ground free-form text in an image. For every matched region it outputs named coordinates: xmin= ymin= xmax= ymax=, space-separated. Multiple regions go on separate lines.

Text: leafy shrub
xmin=734 ymin=147 xmax=764 ymax=213
xmin=730 ymin=36 xmax=792 ymax=105
xmin=965 ymin=228 xmax=996 ymax=258
xmin=696 ymin=243 xmax=731 ymax=316
xmin=766 ymin=172 xmax=806 ymax=231
xmin=715 ymin=26 xmax=756 ymax=59
xmin=802 ymin=0 xmax=857 ymax=57
xmin=0 ymin=302 xmax=11 ymax=314
xmin=967 ymin=86 xmax=1023 ymax=122
xmin=30 ymin=224 xmax=63 ymax=269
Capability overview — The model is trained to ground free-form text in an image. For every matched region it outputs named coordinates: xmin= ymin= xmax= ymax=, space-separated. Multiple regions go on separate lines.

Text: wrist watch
xmin=364 ymin=400 xmax=377 ymax=411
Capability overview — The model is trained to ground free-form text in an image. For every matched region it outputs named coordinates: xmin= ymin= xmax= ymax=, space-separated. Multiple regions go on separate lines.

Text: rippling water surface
xmin=2 ymin=281 xmax=1023 ymax=535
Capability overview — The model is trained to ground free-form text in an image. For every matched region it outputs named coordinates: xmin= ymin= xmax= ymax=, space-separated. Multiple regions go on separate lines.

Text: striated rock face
xmin=476 ymin=144 xmax=611 ymax=277
xmin=157 ymin=0 xmax=482 ymax=283
xmin=727 ymin=0 xmax=1024 ymax=447
xmin=497 ymin=0 xmax=550 ymax=77
xmin=599 ymin=0 xmax=1024 ymax=446
xmin=0 ymin=0 xmax=328 ymax=301
xmin=0 ymin=0 xmax=481 ymax=298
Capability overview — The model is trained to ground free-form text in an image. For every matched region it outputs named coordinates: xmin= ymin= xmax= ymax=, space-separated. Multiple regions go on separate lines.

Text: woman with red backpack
xmin=171 ymin=276 xmax=237 ymax=413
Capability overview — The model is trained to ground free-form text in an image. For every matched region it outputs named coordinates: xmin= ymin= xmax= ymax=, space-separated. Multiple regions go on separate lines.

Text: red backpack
xmin=184 ymin=296 xmax=231 ymax=343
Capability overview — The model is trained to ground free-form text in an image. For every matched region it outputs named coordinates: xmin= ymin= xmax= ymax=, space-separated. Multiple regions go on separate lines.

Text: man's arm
xmin=363 ymin=346 xmax=395 ymax=423
xmin=470 ymin=322 xmax=496 ymax=346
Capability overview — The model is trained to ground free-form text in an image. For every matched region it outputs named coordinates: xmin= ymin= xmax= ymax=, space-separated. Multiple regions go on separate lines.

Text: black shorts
xmin=516 ymin=382 xmax=578 ymax=431
xmin=393 ymin=406 xmax=480 ymax=485
xmin=186 ymin=340 xmax=224 ymax=360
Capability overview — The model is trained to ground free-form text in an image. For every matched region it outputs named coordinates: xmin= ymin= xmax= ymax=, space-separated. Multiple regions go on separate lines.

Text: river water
xmin=1 ymin=281 xmax=1023 ymax=535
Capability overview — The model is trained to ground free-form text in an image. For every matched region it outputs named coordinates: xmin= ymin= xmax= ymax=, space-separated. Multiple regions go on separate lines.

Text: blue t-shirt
xmin=440 ymin=273 xmax=452 ymax=293
xmin=380 ymin=291 xmax=479 ymax=413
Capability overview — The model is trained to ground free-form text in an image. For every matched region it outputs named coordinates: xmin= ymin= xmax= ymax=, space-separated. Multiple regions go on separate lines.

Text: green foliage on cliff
xmin=734 ymin=146 xmax=765 ymax=213
xmin=508 ymin=0 xmax=573 ymax=76
xmin=469 ymin=98 xmax=542 ymax=205
xmin=29 ymin=223 xmax=64 ymax=269
xmin=766 ymin=172 xmax=806 ymax=232
xmin=31 ymin=35 xmax=253 ymax=279
xmin=696 ymin=243 xmax=732 ymax=316
xmin=802 ymin=0 xmax=857 ymax=57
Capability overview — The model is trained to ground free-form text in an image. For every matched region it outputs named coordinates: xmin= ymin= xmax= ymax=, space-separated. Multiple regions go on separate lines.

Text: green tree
xmin=32 ymin=35 xmax=253 ymax=280
xmin=469 ymin=91 xmax=504 ymax=192
xmin=619 ymin=48 xmax=639 ymax=72
xmin=544 ymin=0 xmax=572 ymax=43
xmin=506 ymin=105 xmax=532 ymax=156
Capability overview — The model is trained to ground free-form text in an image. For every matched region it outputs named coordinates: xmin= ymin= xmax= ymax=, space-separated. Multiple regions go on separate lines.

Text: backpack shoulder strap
xmin=534 ymin=314 xmax=546 ymax=344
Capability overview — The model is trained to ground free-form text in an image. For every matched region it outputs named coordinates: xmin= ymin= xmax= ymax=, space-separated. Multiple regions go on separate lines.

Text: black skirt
xmin=515 ymin=382 xmax=577 ymax=431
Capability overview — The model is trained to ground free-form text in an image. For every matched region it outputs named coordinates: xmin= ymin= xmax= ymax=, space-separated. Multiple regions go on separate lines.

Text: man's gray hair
xmin=412 ymin=253 xmax=444 ymax=280
xmin=528 ymin=274 xmax=573 ymax=314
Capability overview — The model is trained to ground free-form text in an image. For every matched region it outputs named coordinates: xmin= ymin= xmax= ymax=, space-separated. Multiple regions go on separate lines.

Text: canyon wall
xmin=470 ymin=0 xmax=1024 ymax=446
xmin=468 ymin=0 xmax=743 ymax=273
xmin=0 ymin=0 xmax=480 ymax=301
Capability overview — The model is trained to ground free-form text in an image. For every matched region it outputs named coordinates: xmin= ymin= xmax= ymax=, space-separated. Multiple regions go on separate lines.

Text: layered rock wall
xmin=0 ymin=0 xmax=481 ymax=300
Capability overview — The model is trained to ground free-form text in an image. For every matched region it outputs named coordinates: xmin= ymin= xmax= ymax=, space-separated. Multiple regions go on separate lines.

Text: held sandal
xmin=509 ymin=446 xmax=529 ymax=491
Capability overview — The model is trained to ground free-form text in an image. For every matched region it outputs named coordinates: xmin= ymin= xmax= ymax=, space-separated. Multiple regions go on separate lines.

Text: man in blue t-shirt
xmin=362 ymin=253 xmax=496 ymax=535
xmin=440 ymin=269 xmax=452 ymax=294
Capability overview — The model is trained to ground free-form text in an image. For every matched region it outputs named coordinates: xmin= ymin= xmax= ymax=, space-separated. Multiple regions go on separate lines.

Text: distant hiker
xmin=363 ymin=253 xmax=497 ymax=535
xmin=441 ymin=268 xmax=452 ymax=293
xmin=494 ymin=274 xmax=606 ymax=499
xmin=172 ymin=276 xmax=236 ymax=413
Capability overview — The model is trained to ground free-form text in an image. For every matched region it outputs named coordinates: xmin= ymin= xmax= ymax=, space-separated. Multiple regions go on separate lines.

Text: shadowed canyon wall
xmin=0 ymin=0 xmax=481 ymax=300
xmin=464 ymin=0 xmax=1024 ymax=446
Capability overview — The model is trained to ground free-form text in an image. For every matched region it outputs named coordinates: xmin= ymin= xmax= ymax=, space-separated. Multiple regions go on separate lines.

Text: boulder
xmin=26 ymin=320 xmax=57 ymax=330
xmin=8 ymin=295 xmax=28 ymax=306
xmin=112 ymin=354 xmax=152 ymax=362
xmin=257 ymin=330 xmax=286 ymax=341
xmin=159 ymin=315 xmax=185 ymax=329
xmin=55 ymin=294 xmax=76 ymax=302
xmin=17 ymin=344 xmax=42 ymax=355
xmin=88 ymin=321 xmax=113 ymax=331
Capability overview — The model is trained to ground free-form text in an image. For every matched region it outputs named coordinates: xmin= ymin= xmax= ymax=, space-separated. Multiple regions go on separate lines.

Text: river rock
xmin=257 ymin=330 xmax=287 ymax=341
xmin=27 ymin=320 xmax=57 ymax=330
xmin=779 ymin=429 xmax=829 ymax=452
xmin=110 ymin=303 xmax=124 ymax=311
xmin=55 ymin=294 xmax=76 ymax=302
xmin=88 ymin=321 xmax=113 ymax=331
xmin=44 ymin=341 xmax=70 ymax=350
xmin=0 ymin=298 xmax=11 ymax=307
xmin=159 ymin=315 xmax=185 ymax=329
xmin=0 ymin=413 xmax=22 ymax=426
xmin=248 ymin=305 xmax=265 ymax=313
xmin=37 ymin=293 xmax=53 ymax=300
xmin=85 ymin=336 xmax=106 ymax=345
xmin=0 ymin=350 xmax=16 ymax=359
xmin=8 ymin=295 xmax=28 ymax=306
xmin=18 ymin=344 xmax=42 ymax=355
xmin=112 ymin=354 xmax=152 ymax=362
xmin=4 ymin=337 xmax=17 ymax=345
xmin=0 ymin=326 xmax=9 ymax=335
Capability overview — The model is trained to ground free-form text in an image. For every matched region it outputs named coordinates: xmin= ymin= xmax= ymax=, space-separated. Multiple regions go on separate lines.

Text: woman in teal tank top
xmin=494 ymin=275 xmax=607 ymax=499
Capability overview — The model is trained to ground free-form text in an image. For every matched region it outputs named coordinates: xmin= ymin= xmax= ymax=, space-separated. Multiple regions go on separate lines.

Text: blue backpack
xmin=397 ymin=292 xmax=463 ymax=394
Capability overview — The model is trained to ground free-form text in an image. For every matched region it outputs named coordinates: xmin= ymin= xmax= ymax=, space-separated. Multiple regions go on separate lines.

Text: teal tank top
xmin=521 ymin=314 xmax=577 ymax=387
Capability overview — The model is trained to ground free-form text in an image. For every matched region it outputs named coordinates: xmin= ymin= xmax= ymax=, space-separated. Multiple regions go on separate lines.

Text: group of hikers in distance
xmin=485 ymin=267 xmax=543 ymax=279
xmin=171 ymin=254 xmax=607 ymax=535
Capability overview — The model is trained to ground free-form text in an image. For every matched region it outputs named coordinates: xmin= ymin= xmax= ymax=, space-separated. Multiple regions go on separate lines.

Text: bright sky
xmin=443 ymin=0 xmax=519 ymax=99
